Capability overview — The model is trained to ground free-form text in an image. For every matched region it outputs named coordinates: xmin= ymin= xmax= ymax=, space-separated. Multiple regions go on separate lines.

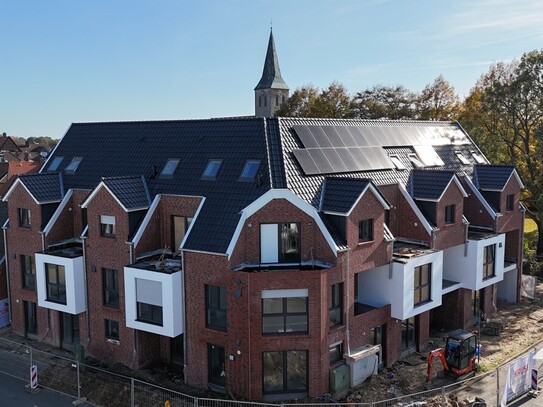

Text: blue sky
xmin=2 ymin=0 xmax=542 ymax=138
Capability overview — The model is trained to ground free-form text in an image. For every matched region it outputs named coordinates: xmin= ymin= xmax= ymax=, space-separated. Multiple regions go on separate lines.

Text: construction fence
xmin=0 ymin=337 xmax=537 ymax=407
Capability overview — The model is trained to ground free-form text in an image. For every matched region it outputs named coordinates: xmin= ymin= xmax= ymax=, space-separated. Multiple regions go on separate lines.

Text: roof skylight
xmin=48 ymin=156 xmax=63 ymax=172
xmin=389 ymin=155 xmax=406 ymax=170
xmin=64 ymin=157 xmax=82 ymax=172
xmin=240 ymin=160 xmax=261 ymax=180
xmin=455 ymin=151 xmax=470 ymax=165
xmin=160 ymin=159 xmax=180 ymax=177
xmin=470 ymin=151 xmax=486 ymax=164
xmin=408 ymin=154 xmax=425 ymax=168
xmin=202 ymin=159 xmax=222 ymax=179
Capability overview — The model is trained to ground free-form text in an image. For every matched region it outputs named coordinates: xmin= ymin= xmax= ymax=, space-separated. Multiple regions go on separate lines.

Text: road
xmin=0 ymin=371 xmax=90 ymax=407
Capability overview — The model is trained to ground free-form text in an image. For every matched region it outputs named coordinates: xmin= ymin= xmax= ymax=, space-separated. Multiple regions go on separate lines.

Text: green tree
xmin=276 ymin=82 xmax=353 ymax=118
xmin=26 ymin=136 xmax=59 ymax=148
xmin=351 ymin=85 xmax=418 ymax=120
xmin=417 ymin=75 xmax=460 ymax=121
xmin=459 ymin=50 xmax=543 ymax=254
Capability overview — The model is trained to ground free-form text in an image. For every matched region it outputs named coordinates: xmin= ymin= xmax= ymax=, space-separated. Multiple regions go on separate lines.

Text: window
xmin=206 ymin=285 xmax=227 ymax=330
xmin=100 ymin=215 xmax=115 ymax=237
xmin=483 ymin=245 xmax=496 ymax=279
xmin=329 ymin=342 xmax=343 ymax=365
xmin=414 ymin=264 xmax=431 ymax=306
xmin=276 ymin=94 xmax=279 ymax=106
xmin=208 ymin=344 xmax=225 ymax=387
xmin=455 ymin=151 xmax=470 ymax=165
xmin=401 ymin=317 xmax=416 ymax=351
xmin=263 ymin=350 xmax=308 ymax=394
xmin=445 ymin=204 xmax=455 ymax=224
xmin=24 ymin=301 xmax=37 ymax=335
xmin=137 ymin=302 xmax=163 ymax=325
xmin=262 ymin=295 xmax=308 ymax=334
xmin=239 ymin=160 xmax=261 ymax=180
xmin=260 ymin=223 xmax=300 ymax=263
xmin=408 ymin=153 xmax=425 ymax=168
xmin=21 ymin=255 xmax=36 ymax=290
xmin=160 ymin=158 xmax=180 ymax=177
xmin=64 ymin=157 xmax=82 ymax=172
xmin=172 ymin=216 xmax=192 ymax=253
xmin=202 ymin=159 xmax=222 ymax=179
xmin=389 ymin=154 xmax=406 ymax=170
xmin=136 ymin=278 xmax=163 ymax=326
xmin=48 ymin=156 xmax=63 ymax=172
xmin=470 ymin=150 xmax=486 ymax=164
xmin=105 ymin=319 xmax=119 ymax=341
xmin=359 ymin=219 xmax=373 ymax=242
xmin=46 ymin=263 xmax=66 ymax=304
xmin=506 ymin=194 xmax=515 ymax=211
xmin=18 ymin=208 xmax=31 ymax=227
xmin=329 ymin=283 xmax=343 ymax=327
xmin=103 ymin=268 xmax=119 ymax=308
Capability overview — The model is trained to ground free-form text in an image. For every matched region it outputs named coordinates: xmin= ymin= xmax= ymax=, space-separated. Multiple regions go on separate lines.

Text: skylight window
xmin=455 ymin=151 xmax=470 ymax=165
xmin=470 ymin=150 xmax=486 ymax=164
xmin=160 ymin=159 xmax=180 ymax=177
xmin=413 ymin=145 xmax=444 ymax=167
xmin=48 ymin=156 xmax=63 ymax=172
xmin=240 ymin=160 xmax=261 ymax=180
xmin=408 ymin=154 xmax=425 ymax=168
xmin=202 ymin=159 xmax=222 ymax=179
xmin=389 ymin=155 xmax=406 ymax=170
xmin=64 ymin=157 xmax=82 ymax=172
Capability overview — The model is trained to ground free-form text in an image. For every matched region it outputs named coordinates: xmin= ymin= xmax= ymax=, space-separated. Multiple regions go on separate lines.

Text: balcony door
xmin=208 ymin=343 xmax=225 ymax=388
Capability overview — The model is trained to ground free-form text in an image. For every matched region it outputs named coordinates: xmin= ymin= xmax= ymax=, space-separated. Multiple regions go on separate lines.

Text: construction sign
xmin=501 ymin=350 xmax=535 ymax=406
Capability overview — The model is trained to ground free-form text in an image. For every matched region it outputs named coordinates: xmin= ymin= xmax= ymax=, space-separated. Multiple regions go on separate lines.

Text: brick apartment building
xmin=1 ymin=33 xmax=525 ymax=401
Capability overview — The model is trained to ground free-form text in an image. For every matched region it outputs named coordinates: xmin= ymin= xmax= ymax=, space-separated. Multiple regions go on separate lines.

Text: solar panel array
xmin=291 ymin=124 xmax=461 ymax=175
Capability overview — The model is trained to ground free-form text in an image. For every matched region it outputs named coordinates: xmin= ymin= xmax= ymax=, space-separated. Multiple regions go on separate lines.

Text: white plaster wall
xmin=498 ymin=267 xmax=518 ymax=303
xmin=442 ymin=234 xmax=505 ymax=291
xmin=35 ymin=253 xmax=86 ymax=314
xmin=357 ymin=251 xmax=443 ymax=320
xmin=124 ymin=266 xmax=184 ymax=337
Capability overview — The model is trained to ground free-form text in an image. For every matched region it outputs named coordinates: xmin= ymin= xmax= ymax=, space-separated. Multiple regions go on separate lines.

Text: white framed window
xmin=100 ymin=215 xmax=116 ymax=237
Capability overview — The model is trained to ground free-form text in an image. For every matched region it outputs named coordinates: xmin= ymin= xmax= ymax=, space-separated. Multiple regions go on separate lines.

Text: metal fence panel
xmin=80 ymin=364 xmax=132 ymax=407
xmin=0 ymin=338 xmax=31 ymax=382
xmin=134 ymin=378 xmax=197 ymax=407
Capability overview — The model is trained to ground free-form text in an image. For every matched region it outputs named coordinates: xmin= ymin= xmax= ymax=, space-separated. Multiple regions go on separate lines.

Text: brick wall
xmin=433 ymin=183 xmax=466 ymax=250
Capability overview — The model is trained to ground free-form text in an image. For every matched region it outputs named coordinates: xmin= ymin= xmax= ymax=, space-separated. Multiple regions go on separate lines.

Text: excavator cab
xmin=427 ymin=329 xmax=478 ymax=381
xmin=445 ymin=329 xmax=477 ymax=372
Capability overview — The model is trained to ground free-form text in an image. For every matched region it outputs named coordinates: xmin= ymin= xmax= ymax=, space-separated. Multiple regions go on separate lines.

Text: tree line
xmin=277 ymin=49 xmax=543 ymax=255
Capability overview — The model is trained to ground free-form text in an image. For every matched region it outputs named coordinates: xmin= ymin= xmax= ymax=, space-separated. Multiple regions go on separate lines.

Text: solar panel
xmin=322 ymin=126 xmax=345 ymax=147
xmin=309 ymin=148 xmax=334 ymax=173
xmin=334 ymin=126 xmax=358 ymax=147
xmin=292 ymin=149 xmax=320 ymax=175
xmin=322 ymin=148 xmax=349 ymax=173
xmin=310 ymin=126 xmax=334 ymax=148
xmin=292 ymin=125 xmax=319 ymax=148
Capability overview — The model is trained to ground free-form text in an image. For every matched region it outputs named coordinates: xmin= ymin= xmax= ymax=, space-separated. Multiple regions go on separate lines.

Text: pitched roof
xmin=409 ymin=169 xmax=457 ymax=201
xmin=102 ymin=176 xmax=151 ymax=211
xmin=18 ymin=173 xmax=63 ymax=203
xmin=473 ymin=164 xmax=521 ymax=191
xmin=254 ymin=30 xmax=289 ymax=91
xmin=321 ymin=177 xmax=389 ymax=215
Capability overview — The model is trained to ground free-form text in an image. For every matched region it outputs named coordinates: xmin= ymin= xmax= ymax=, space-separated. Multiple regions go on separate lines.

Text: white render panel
xmin=261 ymin=289 xmax=308 ymax=298
xmin=357 ymin=251 xmax=443 ymax=320
xmin=260 ymin=224 xmax=278 ymax=263
xmin=124 ymin=266 xmax=184 ymax=337
xmin=442 ymin=233 xmax=505 ymax=291
xmin=35 ymin=253 xmax=86 ymax=314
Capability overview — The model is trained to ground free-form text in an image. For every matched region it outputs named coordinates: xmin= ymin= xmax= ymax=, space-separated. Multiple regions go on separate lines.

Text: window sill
xmin=46 ymin=299 xmax=67 ymax=305
xmin=262 ymin=331 xmax=309 ymax=336
xmin=205 ymin=325 xmax=227 ymax=333
xmin=414 ymin=300 xmax=432 ymax=308
xmin=136 ymin=319 xmax=163 ymax=327
xmin=100 ymin=234 xmax=116 ymax=239
xmin=329 ymin=323 xmax=344 ymax=332
xmin=357 ymin=240 xmax=374 ymax=246
xmin=103 ymin=304 xmax=120 ymax=310
xmin=106 ymin=338 xmax=120 ymax=345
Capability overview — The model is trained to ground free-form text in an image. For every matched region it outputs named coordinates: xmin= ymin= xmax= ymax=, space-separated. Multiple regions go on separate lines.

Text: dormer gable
xmin=81 ymin=176 xmax=151 ymax=212
xmin=472 ymin=165 xmax=524 ymax=213
xmin=3 ymin=172 xmax=64 ymax=205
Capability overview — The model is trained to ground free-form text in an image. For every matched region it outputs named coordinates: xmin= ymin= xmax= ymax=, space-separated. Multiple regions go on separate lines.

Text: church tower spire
xmin=254 ymin=29 xmax=289 ymax=117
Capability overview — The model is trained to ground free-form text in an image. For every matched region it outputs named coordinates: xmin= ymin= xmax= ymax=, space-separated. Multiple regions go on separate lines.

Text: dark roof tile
xmin=19 ymin=173 xmax=63 ymax=203
xmin=473 ymin=164 xmax=516 ymax=191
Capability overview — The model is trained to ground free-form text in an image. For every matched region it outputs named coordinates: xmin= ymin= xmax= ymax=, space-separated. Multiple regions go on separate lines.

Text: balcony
xmin=442 ymin=231 xmax=505 ymax=291
xmin=124 ymin=255 xmax=184 ymax=337
xmin=35 ymin=243 xmax=86 ymax=315
xmin=356 ymin=243 xmax=443 ymax=320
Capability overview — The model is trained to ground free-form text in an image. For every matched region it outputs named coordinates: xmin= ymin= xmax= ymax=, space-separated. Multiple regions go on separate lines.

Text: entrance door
xmin=61 ymin=313 xmax=80 ymax=349
xmin=371 ymin=324 xmax=386 ymax=367
xmin=207 ymin=343 xmax=225 ymax=387
xmin=401 ymin=317 xmax=417 ymax=352
xmin=24 ymin=301 xmax=37 ymax=337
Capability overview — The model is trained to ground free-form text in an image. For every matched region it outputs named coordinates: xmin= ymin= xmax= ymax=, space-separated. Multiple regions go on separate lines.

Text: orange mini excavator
xmin=426 ymin=329 xmax=478 ymax=382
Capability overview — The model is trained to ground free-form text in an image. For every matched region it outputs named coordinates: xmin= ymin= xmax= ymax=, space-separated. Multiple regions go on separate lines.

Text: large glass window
xmin=263 ymin=350 xmax=308 ymax=394
xmin=136 ymin=278 xmax=163 ymax=326
xmin=21 ymin=254 xmax=36 ymax=290
xmin=280 ymin=223 xmax=300 ymax=263
xmin=445 ymin=204 xmax=455 ymax=224
xmin=359 ymin=219 xmax=373 ymax=242
xmin=401 ymin=317 xmax=416 ymax=351
xmin=206 ymin=285 xmax=227 ymax=330
xmin=262 ymin=297 xmax=307 ymax=334
xmin=483 ymin=245 xmax=496 ymax=280
xmin=18 ymin=208 xmax=31 ymax=227
xmin=329 ymin=283 xmax=343 ymax=327
xmin=137 ymin=302 xmax=163 ymax=326
xmin=46 ymin=263 xmax=66 ymax=304
xmin=103 ymin=268 xmax=119 ymax=308
xmin=24 ymin=301 xmax=37 ymax=335
xmin=414 ymin=263 xmax=431 ymax=306
xmin=506 ymin=194 xmax=515 ymax=211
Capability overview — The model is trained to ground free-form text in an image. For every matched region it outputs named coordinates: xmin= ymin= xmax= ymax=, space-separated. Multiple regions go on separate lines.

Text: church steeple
xmin=255 ymin=30 xmax=289 ymax=117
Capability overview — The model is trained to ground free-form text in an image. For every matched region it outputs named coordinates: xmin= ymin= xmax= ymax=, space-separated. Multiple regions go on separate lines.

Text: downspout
xmin=247 ymin=272 xmax=251 ymax=400
xmin=82 ymin=236 xmax=91 ymax=345
xmin=345 ymin=249 xmax=351 ymax=356
xmin=182 ymin=250 xmax=188 ymax=379
xmin=2 ymin=224 xmax=11 ymax=323
xmin=40 ymin=231 xmax=45 ymax=251
xmin=464 ymin=218 xmax=470 ymax=257
xmin=519 ymin=204 xmax=526 ymax=303
xmin=127 ymin=241 xmax=137 ymax=368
